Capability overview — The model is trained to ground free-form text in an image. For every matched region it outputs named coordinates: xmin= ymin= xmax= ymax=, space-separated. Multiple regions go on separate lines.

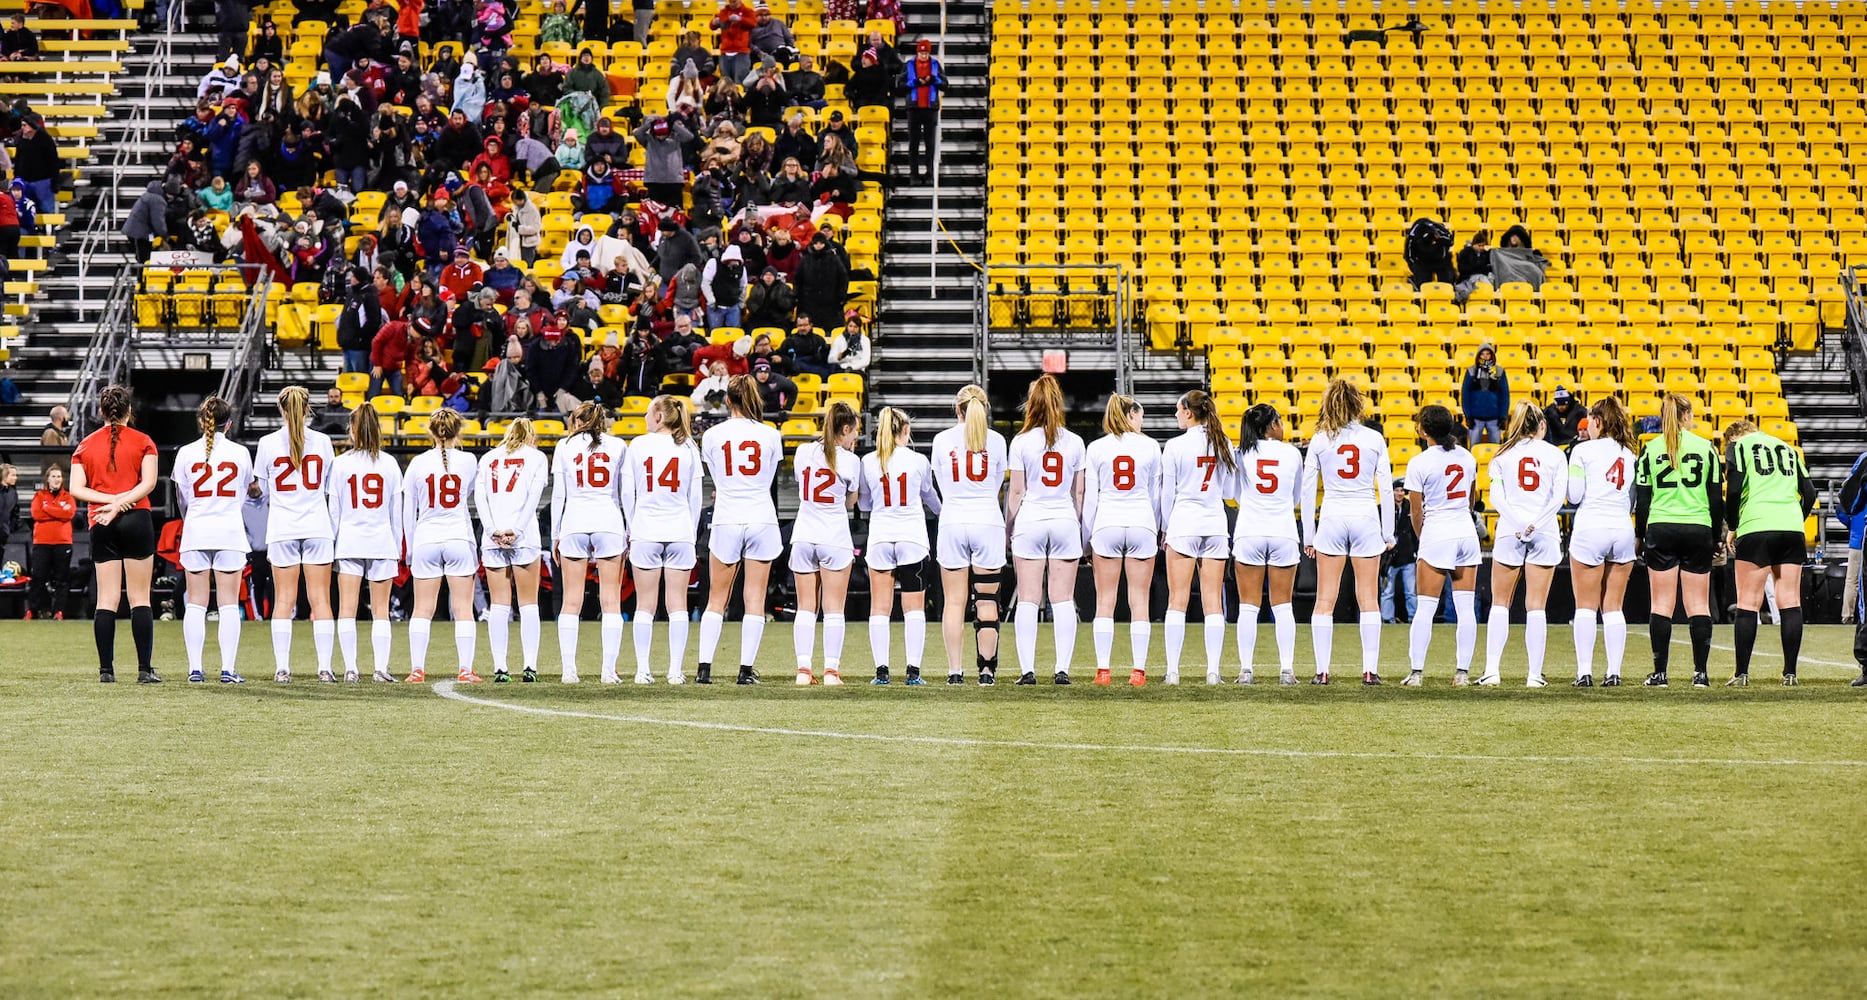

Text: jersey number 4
xmin=1605 ymin=457 xmax=1626 ymax=490
xmin=190 ymin=461 xmax=240 ymax=498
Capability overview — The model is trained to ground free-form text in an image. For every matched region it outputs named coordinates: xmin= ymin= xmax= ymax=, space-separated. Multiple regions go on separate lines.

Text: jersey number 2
xmin=806 ymin=467 xmax=837 ymax=503
xmin=190 ymin=462 xmax=239 ymax=498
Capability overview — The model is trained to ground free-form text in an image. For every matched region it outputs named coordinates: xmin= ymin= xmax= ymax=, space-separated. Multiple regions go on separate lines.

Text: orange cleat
xmin=456 ymin=671 xmax=484 ymax=683
xmin=404 ymin=670 xmax=426 ymax=684
xmin=1128 ymin=669 xmax=1147 ymax=687
xmin=823 ymin=669 xmax=843 ymax=686
xmin=796 ymin=669 xmax=814 ymax=686
xmin=1094 ymin=668 xmax=1111 ymax=685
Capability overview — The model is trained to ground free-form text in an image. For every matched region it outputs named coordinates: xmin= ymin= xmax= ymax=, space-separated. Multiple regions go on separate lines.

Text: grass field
xmin=4 ymin=619 xmax=1866 ymax=997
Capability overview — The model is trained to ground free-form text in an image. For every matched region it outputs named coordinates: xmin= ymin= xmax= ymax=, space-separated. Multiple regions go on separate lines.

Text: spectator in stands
xmin=552 ymin=126 xmax=587 ymax=174
xmin=619 ymin=331 xmax=663 ymax=397
xmin=316 ymin=385 xmax=353 ymax=436
xmin=828 ymin=310 xmax=870 ymax=372
xmin=654 ymin=218 xmax=704 ymax=284
xmin=451 ymin=286 xmax=504 ymax=373
xmin=773 ymin=113 xmax=816 ymax=171
xmin=702 ymin=246 xmax=749 ymax=331
xmin=26 ymin=466 xmax=71 ymax=621
xmin=783 ymin=53 xmax=826 ymax=110
xmin=666 ymin=60 xmax=708 ymax=114
xmin=338 ymin=266 xmax=385 ymax=373
xmin=849 ymin=49 xmax=893 ymax=110
xmin=197 ymin=174 xmax=234 ymax=214
xmin=122 ymin=181 xmax=169 ymax=263
xmin=496 ymin=189 xmax=540 ymax=266
xmin=745 ymin=266 xmax=794 ymax=330
xmin=0 ymin=186 xmax=23 ymax=258
xmin=572 ymin=356 xmax=625 ymax=409
xmin=486 ymin=336 xmax=530 ymax=413
xmin=419 ymin=195 xmax=462 ymax=274
xmin=13 ymin=117 xmax=60 ymax=214
xmin=751 ymin=358 xmax=794 ymax=414
xmin=38 ymin=405 xmax=67 ymax=478
xmin=433 ymin=109 xmax=483 ymax=178
xmin=525 ymin=324 xmax=585 ymax=413
xmin=1403 ymin=217 xmax=1455 ymax=289
xmin=438 ymin=246 xmax=484 ymax=301
xmin=781 ymin=316 xmax=832 ymax=376
xmin=234 ymin=160 xmax=278 ymax=207
xmin=794 ymin=229 xmax=849 ymax=331
xmin=810 ymin=160 xmax=859 ymax=215
xmin=660 ymin=312 xmax=708 ymax=372
xmin=579 ymin=157 xmax=626 ymax=214
xmin=322 ymin=17 xmax=383 ymax=86
xmin=666 ymin=262 xmax=705 ymax=326
xmin=1489 ymin=224 xmax=1550 ymax=291
xmin=483 ymin=248 xmax=524 ymax=300
xmin=564 ymin=48 xmax=611 ymax=108
xmin=1460 ymin=343 xmax=1510 ymax=445
xmin=198 ymin=56 xmax=242 ymax=100
xmin=765 ymin=155 xmax=812 ymax=208
xmin=1381 ymin=485 xmax=1417 ymax=623
xmin=1543 ymin=387 xmax=1584 ymax=447
xmin=818 ymin=111 xmax=859 ymax=159
xmin=711 ymin=0 xmax=760 ymax=83
xmin=635 ymin=116 xmax=694 ymax=207
xmin=764 ymin=223 xmax=801 ymax=280
xmin=3 ymin=13 xmax=39 ymax=61
xmin=1456 ymin=230 xmax=1491 ymax=284
xmin=583 ymin=116 xmax=627 ymax=167
xmin=747 ymin=1 xmax=794 ymax=62
xmin=669 ymin=30 xmax=715 ymax=78
xmin=406 ymin=336 xmax=453 ymax=398
xmin=902 ymin=39 xmax=947 ymax=182
xmin=866 ymin=0 xmax=904 ymax=34
xmin=691 ymin=360 xmax=732 ymax=414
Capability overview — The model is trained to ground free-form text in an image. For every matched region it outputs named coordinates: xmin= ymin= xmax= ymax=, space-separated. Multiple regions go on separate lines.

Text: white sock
xmin=271 ymin=618 xmax=292 ymax=675
xmin=1311 ymin=614 xmax=1334 ymax=676
xmin=904 ymin=610 xmax=926 ymax=669
xmin=697 ymin=610 xmax=724 ymax=665
xmin=312 ymin=619 xmax=334 ymax=674
xmin=600 ymin=612 xmax=625 ymax=678
xmin=1235 ymin=604 xmax=1260 ymax=676
xmin=1485 ymin=606 xmax=1510 ymax=677
xmin=1092 ymin=617 xmax=1115 ymax=669
xmin=1164 ymin=609 xmax=1187 ymax=673
xmin=633 ymin=615 xmax=654 ymax=676
xmin=371 ymin=619 xmax=392 ymax=675
xmin=1129 ymin=621 xmax=1151 ymax=671
xmin=1573 ymin=608 xmax=1598 ymax=678
xmin=668 ymin=613 xmax=690 ymax=673
xmin=409 ymin=618 xmax=431 ymax=672
xmin=454 ymin=619 xmax=476 ymax=675
xmin=1525 ymin=610 xmax=1547 ymax=681
xmin=1453 ymin=591 xmax=1477 ymax=673
xmin=793 ymin=609 xmax=817 ymax=669
xmin=337 ymin=617 xmax=359 ymax=674
xmin=1014 ymin=601 xmax=1039 ymax=676
xmin=183 ymin=603 xmax=207 ymax=674
xmin=557 ymin=613 xmax=580 ymax=676
xmin=822 ymin=613 xmax=846 ymax=673
xmin=1409 ymin=596 xmax=1439 ymax=673
xmin=1602 ymin=610 xmax=1627 ymax=678
xmin=1271 ymin=603 xmax=1295 ymax=674
xmin=1359 ymin=611 xmax=1381 ymax=676
xmin=486 ymin=605 xmax=511 ymax=673
xmin=518 ymin=604 xmax=541 ymax=671
xmin=739 ymin=615 xmax=767 ymax=668
xmin=1052 ymin=600 xmax=1076 ymax=674
xmin=1203 ymin=613 xmax=1226 ymax=676
xmin=868 ymin=615 xmax=890 ymax=670
xmin=218 ymin=605 xmax=242 ymax=674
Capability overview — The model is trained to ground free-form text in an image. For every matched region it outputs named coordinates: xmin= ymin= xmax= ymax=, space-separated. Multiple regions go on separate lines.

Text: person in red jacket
xmin=690 ymin=338 xmax=747 ymax=377
xmin=0 ymin=185 xmax=19 ymax=258
xmin=369 ymin=319 xmax=418 ymax=398
xmin=437 ymin=246 xmax=484 ymax=301
xmin=711 ymin=0 xmax=758 ymax=84
xmin=27 ymin=466 xmax=74 ymax=620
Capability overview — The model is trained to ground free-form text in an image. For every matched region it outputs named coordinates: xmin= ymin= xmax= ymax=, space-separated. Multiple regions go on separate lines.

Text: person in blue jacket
xmin=1460 ymin=342 xmax=1509 ymax=445
xmin=901 ymin=38 xmax=946 ymax=182
xmin=1835 ymin=449 xmax=1867 ymax=625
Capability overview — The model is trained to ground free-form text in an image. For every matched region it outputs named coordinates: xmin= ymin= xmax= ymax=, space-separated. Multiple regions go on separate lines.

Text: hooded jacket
xmin=564 ymin=55 xmax=611 ymax=106
xmin=453 ymin=62 xmax=487 ymax=121
xmin=123 ymin=181 xmax=169 ymax=240
xmin=702 ymin=247 xmax=747 ymax=309
xmin=632 ymin=119 xmax=694 ymax=185
xmin=560 ymin=225 xmax=598 ymax=271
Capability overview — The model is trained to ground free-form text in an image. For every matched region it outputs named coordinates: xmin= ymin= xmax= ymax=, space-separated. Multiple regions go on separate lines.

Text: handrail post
xmin=927 ymin=0 xmax=948 ymax=298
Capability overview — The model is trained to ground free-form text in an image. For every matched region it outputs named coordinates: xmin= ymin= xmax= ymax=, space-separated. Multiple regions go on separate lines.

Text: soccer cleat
xmin=1691 ymin=671 xmax=1710 ymax=688
xmin=1401 ymin=669 xmax=1422 ymax=687
xmin=344 ymin=670 xmax=359 ymax=683
xmin=1311 ymin=671 xmax=1330 ymax=685
xmin=1725 ymin=674 xmax=1749 ymax=687
xmin=1163 ymin=669 xmax=1180 ymax=686
xmin=946 ymin=672 xmax=963 ymax=685
xmin=1526 ymin=676 xmax=1548 ymax=688
xmin=1362 ymin=671 xmax=1381 ymax=686
xmin=99 ymin=669 xmax=115 ymax=683
xmin=796 ymin=669 xmax=814 ymax=686
xmin=188 ymin=670 xmax=206 ymax=684
xmin=667 ymin=669 xmax=687 ymax=686
xmin=372 ymin=670 xmax=397 ymax=683
xmin=1475 ymin=673 xmax=1500 ymax=687
xmin=1205 ymin=671 xmax=1221 ymax=686
xmin=1643 ymin=671 xmax=1668 ymax=687
xmin=275 ymin=669 xmax=291 ymax=684
xmin=1128 ymin=669 xmax=1146 ymax=686
xmin=562 ymin=669 xmax=581 ymax=684
xmin=1853 ymin=672 xmax=1867 ymax=687
xmin=1054 ymin=671 xmax=1071 ymax=685
xmin=694 ymin=665 xmax=712 ymax=685
xmin=318 ymin=669 xmax=338 ymax=684
xmin=220 ymin=670 xmax=245 ymax=684
xmin=871 ymin=666 xmax=890 ymax=686
xmin=905 ymin=670 xmax=926 ymax=686
xmin=1237 ymin=669 xmax=1255 ymax=685
xmin=1602 ymin=675 xmax=1622 ymax=687
xmin=1573 ymin=674 xmax=1593 ymax=688
xmin=1094 ymin=667 xmax=1112 ymax=685
xmin=494 ymin=670 xmax=511 ymax=683
xmin=521 ymin=667 xmax=537 ymax=683
xmin=1279 ymin=669 xmax=1296 ymax=685
xmin=1452 ymin=669 xmax=1469 ymax=687
xmin=736 ymin=667 xmax=760 ymax=685
xmin=1016 ymin=672 xmax=1037 ymax=685
xmin=600 ymin=673 xmax=622 ymax=685
xmin=1782 ymin=674 xmax=1799 ymax=687
xmin=404 ymin=669 xmax=426 ymax=684
xmin=137 ymin=669 xmax=162 ymax=684
xmin=637 ymin=671 xmax=656 ymax=685
xmin=979 ymin=669 xmax=996 ymax=686
xmin=457 ymin=671 xmax=484 ymax=683
xmin=823 ymin=670 xmax=843 ymax=686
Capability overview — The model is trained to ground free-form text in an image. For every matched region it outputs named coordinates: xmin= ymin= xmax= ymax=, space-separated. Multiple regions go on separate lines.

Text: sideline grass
xmin=3 ymin=621 xmax=1865 ymax=997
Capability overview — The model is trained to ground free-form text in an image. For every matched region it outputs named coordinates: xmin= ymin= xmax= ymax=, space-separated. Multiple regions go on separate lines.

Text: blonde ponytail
xmin=1661 ymin=392 xmax=1693 ymax=467
xmin=501 ymin=415 xmax=536 ymax=454
xmin=430 ymin=408 xmax=463 ymax=473
xmin=278 ymin=385 xmax=310 ymax=467
xmin=1102 ymin=394 xmax=1141 ymax=436
xmin=348 ymin=402 xmax=383 ymax=457
xmin=956 ymin=384 xmax=988 ymax=452
xmin=876 ymin=406 xmax=910 ymax=473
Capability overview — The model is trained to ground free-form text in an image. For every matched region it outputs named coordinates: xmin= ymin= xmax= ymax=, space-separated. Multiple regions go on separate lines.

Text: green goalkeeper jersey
xmin=1725 ymin=432 xmax=1815 ymax=536
xmin=1635 ymin=430 xmax=1721 ymax=530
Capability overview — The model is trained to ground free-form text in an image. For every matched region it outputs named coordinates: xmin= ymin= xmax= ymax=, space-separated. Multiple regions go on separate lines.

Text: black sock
xmin=1689 ymin=615 xmax=1713 ymax=674
xmin=130 ymin=606 xmax=155 ymax=672
xmin=1733 ymin=609 xmax=1759 ymax=676
xmin=1649 ymin=614 xmax=1672 ymax=673
xmin=1781 ymin=606 xmax=1804 ymax=676
xmin=94 ymin=608 xmax=118 ymax=672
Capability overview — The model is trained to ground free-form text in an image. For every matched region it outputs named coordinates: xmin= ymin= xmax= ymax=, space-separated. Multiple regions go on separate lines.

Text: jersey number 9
xmin=1040 ymin=451 xmax=1064 ymax=487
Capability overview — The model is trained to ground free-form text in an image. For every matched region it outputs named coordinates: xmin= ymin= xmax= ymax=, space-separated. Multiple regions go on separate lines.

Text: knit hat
xmin=1553 ymin=387 xmax=1572 ymax=402
xmin=917 ymin=39 xmax=932 ymax=54
xmin=651 ymin=118 xmax=671 ymax=137
xmin=753 ymin=358 xmax=772 ymax=373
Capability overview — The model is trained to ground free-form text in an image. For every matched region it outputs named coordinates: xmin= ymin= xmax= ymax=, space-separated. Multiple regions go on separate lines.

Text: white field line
xmin=1667 ymin=637 xmax=1858 ymax=669
xmin=433 ymin=682 xmax=1867 ymax=769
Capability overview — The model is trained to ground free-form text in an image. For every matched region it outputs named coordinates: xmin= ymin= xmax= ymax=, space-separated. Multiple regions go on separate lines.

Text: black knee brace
xmin=897 ymin=558 xmax=927 ymax=595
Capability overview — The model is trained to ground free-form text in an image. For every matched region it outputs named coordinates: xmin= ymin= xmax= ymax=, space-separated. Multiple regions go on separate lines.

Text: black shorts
xmin=90 ymin=509 xmax=156 ymax=563
xmin=1734 ymin=530 xmax=1806 ymax=568
xmin=1643 ymin=523 xmax=1716 ymax=575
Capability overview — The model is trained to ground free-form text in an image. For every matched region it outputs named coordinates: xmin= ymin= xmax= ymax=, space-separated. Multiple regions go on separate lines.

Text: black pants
xmin=130 ymin=236 xmax=153 ymax=263
xmin=644 ymin=182 xmax=686 ymax=208
xmin=1409 ymin=258 xmax=1455 ymax=288
xmin=907 ymin=106 xmax=938 ymax=177
xmin=30 ymin=542 xmax=70 ymax=617
xmin=0 ymin=223 xmax=18 ymax=257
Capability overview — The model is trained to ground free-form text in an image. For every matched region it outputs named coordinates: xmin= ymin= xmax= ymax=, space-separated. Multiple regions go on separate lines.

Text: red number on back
xmin=644 ymin=456 xmax=683 ymax=492
xmin=573 ymin=451 xmax=612 ymax=489
xmin=190 ymin=461 xmax=238 ymax=498
xmin=879 ymin=471 xmax=909 ymax=506
xmin=1444 ymin=463 xmax=1467 ymax=501
xmin=1194 ymin=454 xmax=1216 ymax=491
xmin=1111 ymin=454 xmax=1136 ymax=491
xmin=806 ymin=466 xmax=837 ymax=504
xmin=488 ymin=457 xmax=523 ymax=492
xmin=347 ymin=473 xmax=385 ymax=509
xmin=271 ymin=454 xmax=323 ymax=492
xmin=1605 ymin=456 xmax=1626 ymax=490
xmin=721 ymin=439 xmax=763 ymax=476
xmin=1336 ymin=443 xmax=1362 ymax=480
xmin=1254 ymin=457 xmax=1280 ymax=495
xmin=426 ymin=473 xmax=462 ymax=508
xmin=1039 ymin=451 xmax=1065 ymax=487
xmin=1517 ymin=456 xmax=1540 ymax=492
xmin=951 ymin=450 xmax=989 ymax=483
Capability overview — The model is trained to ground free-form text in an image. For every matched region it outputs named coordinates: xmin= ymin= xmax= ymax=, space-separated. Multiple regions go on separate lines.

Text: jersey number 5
xmin=1254 ymin=458 xmax=1280 ymax=495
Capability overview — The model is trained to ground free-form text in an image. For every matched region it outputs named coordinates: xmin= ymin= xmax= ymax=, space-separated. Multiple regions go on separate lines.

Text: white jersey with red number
xmin=550 ymin=434 xmax=628 ymax=539
xmin=401 ymin=448 xmax=480 ymax=546
xmin=1404 ymin=446 xmax=1479 ymax=532
xmin=860 ymin=448 xmax=942 ymax=547
xmin=1008 ymin=428 xmax=1087 ymax=525
xmin=793 ymin=440 xmax=859 ymax=550
xmin=625 ymin=432 xmax=704 ymax=544
xmin=1160 ymin=426 xmax=1234 ymax=537
xmin=1083 ymin=432 xmax=1163 ymax=534
xmin=253 ymin=426 xmax=337 ymax=543
xmin=702 ymin=417 xmax=783 ymax=526
xmin=1488 ymin=439 xmax=1569 ymax=537
xmin=929 ymin=425 xmax=1008 ymax=525
xmin=328 ymin=449 xmax=404 ymax=560
xmin=1232 ymin=439 xmax=1304 ymax=542
xmin=174 ymin=436 xmax=254 ymax=553
xmin=475 ymin=445 xmax=549 ymax=549
xmin=1304 ymin=423 xmax=1389 ymax=520
xmin=1566 ymin=438 xmax=1637 ymax=529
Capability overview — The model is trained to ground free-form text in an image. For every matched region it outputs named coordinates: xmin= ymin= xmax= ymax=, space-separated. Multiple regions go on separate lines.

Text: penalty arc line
xmin=432 ymin=682 xmax=1867 ymax=769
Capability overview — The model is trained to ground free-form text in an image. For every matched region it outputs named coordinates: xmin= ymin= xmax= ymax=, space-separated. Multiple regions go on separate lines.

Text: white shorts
xmin=631 ymin=540 xmax=697 ymax=571
xmin=789 ymin=541 xmax=854 ymax=573
xmin=1232 ymin=535 xmax=1301 ymax=567
xmin=482 ymin=544 xmax=542 ymax=569
xmin=268 ymin=537 xmax=334 ymax=566
xmin=1494 ymin=526 xmax=1563 ymax=567
xmin=867 ymin=540 xmax=929 ymax=572
xmin=1090 ymin=525 xmax=1157 ymax=560
xmin=558 ymin=531 xmax=625 ymax=561
xmin=710 ymin=523 xmax=782 ymax=563
xmin=1166 ymin=533 xmax=1229 ymax=560
xmin=180 ymin=549 xmax=246 ymax=573
xmin=1312 ymin=515 xmax=1387 ymax=558
xmin=337 ymin=557 xmax=401 ymax=581
xmin=937 ymin=520 xmax=1007 ymax=571
xmin=1416 ymin=526 xmax=1482 ymax=570
xmin=1569 ymin=523 xmax=1637 ymax=566
xmin=412 ymin=539 xmax=477 ymax=578
xmin=1011 ymin=520 xmax=1083 ymax=561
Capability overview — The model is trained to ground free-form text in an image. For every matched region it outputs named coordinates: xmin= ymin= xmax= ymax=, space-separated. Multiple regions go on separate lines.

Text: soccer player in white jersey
xmin=699 ymin=376 xmax=785 ymax=685
xmin=476 ymin=416 xmax=549 ymax=683
xmin=1231 ymin=403 xmax=1304 ymax=686
xmin=1082 ymin=394 xmax=1161 ymax=686
xmin=625 ymin=395 xmax=703 ymax=684
xmin=1006 ymin=375 xmax=1087 ymax=685
xmin=1400 ymin=405 xmax=1481 ymax=686
xmin=1482 ymin=401 xmax=1569 ymax=687
xmin=1301 ymin=378 xmax=1395 ymax=685
xmin=1566 ymin=397 xmax=1640 ymax=687
xmin=860 ymin=407 xmax=942 ymax=685
xmin=1159 ymin=389 xmax=1237 ymax=685
xmin=328 ymin=402 xmax=403 ymax=683
xmin=551 ymin=403 xmax=630 ymax=683
xmin=790 ymin=401 xmax=860 ymax=685
xmin=174 ymin=397 xmax=253 ymax=684
xmin=400 ymin=409 xmax=481 ymax=683
xmin=930 ymin=385 xmax=1008 ymax=684
xmin=252 ymin=386 xmax=338 ymax=683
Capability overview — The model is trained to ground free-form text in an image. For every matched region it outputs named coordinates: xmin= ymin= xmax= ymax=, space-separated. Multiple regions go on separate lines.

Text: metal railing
xmin=972 ymin=263 xmax=1132 ymax=395
xmin=65 ymin=276 xmax=136 ymax=438
xmin=925 ymin=0 xmax=949 ymax=295
xmin=217 ymin=271 xmax=274 ymax=436
xmin=1840 ymin=265 xmax=1867 ymax=417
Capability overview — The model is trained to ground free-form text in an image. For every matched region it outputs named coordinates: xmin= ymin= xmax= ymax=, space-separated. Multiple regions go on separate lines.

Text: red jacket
xmin=691 ymin=341 xmax=747 ymax=377
xmin=32 ymin=488 xmax=74 ymax=545
xmin=396 ymin=0 xmax=421 ymax=36
xmin=0 ymin=193 xmax=18 ymax=229
xmin=370 ymin=320 xmax=417 ymax=373
xmin=438 ymin=259 xmax=484 ymax=301
xmin=711 ymin=1 xmax=757 ymax=54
